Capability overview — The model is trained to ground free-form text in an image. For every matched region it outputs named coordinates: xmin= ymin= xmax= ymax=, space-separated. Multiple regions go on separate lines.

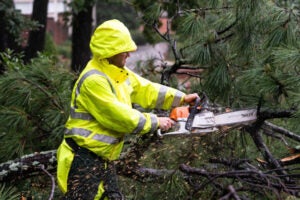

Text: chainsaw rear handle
xmin=185 ymin=93 xmax=209 ymax=131
xmin=198 ymin=92 xmax=209 ymax=109
xmin=157 ymin=119 xmax=190 ymax=137
xmin=185 ymin=97 xmax=200 ymax=131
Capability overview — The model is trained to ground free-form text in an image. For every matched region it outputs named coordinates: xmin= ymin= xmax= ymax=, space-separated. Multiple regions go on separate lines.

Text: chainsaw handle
xmin=185 ymin=93 xmax=209 ymax=131
xmin=200 ymin=92 xmax=209 ymax=109
xmin=157 ymin=129 xmax=163 ymax=137
xmin=157 ymin=119 xmax=190 ymax=137
xmin=185 ymin=97 xmax=201 ymax=131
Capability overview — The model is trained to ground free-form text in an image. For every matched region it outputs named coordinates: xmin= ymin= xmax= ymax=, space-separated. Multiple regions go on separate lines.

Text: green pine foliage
xmin=123 ymin=0 xmax=300 ymax=199
xmin=134 ymin=0 xmax=300 ymax=114
xmin=0 ymin=51 xmax=75 ymax=162
xmin=0 ymin=184 xmax=18 ymax=200
xmin=1 ymin=0 xmax=300 ymax=198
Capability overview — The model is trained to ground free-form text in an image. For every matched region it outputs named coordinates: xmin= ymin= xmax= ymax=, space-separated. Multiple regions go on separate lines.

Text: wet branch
xmin=179 ymin=163 xmax=300 ymax=198
xmin=262 ymin=121 xmax=300 ymax=142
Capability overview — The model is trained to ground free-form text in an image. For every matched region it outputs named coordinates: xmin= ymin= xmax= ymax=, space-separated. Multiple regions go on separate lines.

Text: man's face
xmin=108 ymin=52 xmax=130 ymax=68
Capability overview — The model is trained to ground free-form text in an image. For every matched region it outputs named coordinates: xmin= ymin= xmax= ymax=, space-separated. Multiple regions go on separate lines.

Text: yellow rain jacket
xmin=57 ymin=19 xmax=186 ymax=197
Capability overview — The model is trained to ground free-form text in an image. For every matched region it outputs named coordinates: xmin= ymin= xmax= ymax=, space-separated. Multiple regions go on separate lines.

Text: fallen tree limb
xmin=0 ymin=148 xmax=175 ymax=184
xmin=179 ymin=163 xmax=300 ymax=198
xmin=0 ymin=150 xmax=56 ymax=182
xmin=0 ymin=132 xmax=164 ymax=183
xmin=219 ymin=185 xmax=241 ymax=200
xmin=0 ymin=113 xmax=298 ymax=199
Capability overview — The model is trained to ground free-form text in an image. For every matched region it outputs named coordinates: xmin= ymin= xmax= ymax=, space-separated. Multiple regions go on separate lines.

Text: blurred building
xmin=14 ymin=0 xmax=70 ymax=44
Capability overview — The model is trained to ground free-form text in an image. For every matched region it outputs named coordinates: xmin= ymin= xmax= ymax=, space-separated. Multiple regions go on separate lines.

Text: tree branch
xmin=219 ymin=185 xmax=241 ymax=200
xmin=179 ymin=163 xmax=299 ymax=198
xmin=245 ymin=123 xmax=290 ymax=181
xmin=39 ymin=164 xmax=55 ymax=200
xmin=244 ymin=109 xmax=296 ymax=182
xmin=0 ymin=150 xmax=56 ymax=182
xmin=262 ymin=121 xmax=300 ymax=142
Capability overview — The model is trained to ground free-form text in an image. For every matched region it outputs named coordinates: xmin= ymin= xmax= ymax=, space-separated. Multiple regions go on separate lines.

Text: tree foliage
xmin=125 ymin=0 xmax=300 ymax=199
xmin=0 ymin=0 xmax=39 ymax=72
xmin=0 ymin=0 xmax=38 ymax=48
xmin=0 ymin=184 xmax=19 ymax=200
xmin=133 ymin=0 xmax=300 ymax=111
xmin=96 ymin=0 xmax=140 ymax=30
xmin=0 ymin=0 xmax=300 ymax=199
xmin=0 ymin=51 xmax=74 ymax=161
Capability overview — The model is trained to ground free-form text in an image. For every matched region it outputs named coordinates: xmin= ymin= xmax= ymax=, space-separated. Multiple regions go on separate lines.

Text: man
xmin=56 ymin=19 xmax=199 ymax=199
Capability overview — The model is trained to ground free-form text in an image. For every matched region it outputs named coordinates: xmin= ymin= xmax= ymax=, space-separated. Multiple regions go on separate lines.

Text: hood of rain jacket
xmin=90 ymin=19 xmax=137 ymax=59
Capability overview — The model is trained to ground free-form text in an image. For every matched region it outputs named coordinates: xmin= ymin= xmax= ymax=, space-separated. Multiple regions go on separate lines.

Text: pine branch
xmin=217 ymin=21 xmax=237 ymax=35
xmin=262 ymin=121 xmax=300 ymax=142
xmin=219 ymin=185 xmax=241 ymax=200
xmin=39 ymin=164 xmax=55 ymax=200
xmin=152 ymin=21 xmax=184 ymax=85
xmin=179 ymin=163 xmax=300 ymax=198
xmin=174 ymin=71 xmax=203 ymax=79
xmin=245 ymin=120 xmax=290 ymax=182
xmin=18 ymin=77 xmax=64 ymax=111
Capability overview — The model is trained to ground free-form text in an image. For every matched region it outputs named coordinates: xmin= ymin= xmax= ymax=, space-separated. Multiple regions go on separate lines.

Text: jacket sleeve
xmin=128 ymin=69 xmax=186 ymax=110
xmin=76 ymin=74 xmax=157 ymax=135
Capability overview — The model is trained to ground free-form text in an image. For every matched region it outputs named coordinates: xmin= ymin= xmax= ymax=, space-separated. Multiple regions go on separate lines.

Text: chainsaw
xmin=157 ymin=93 xmax=257 ymax=137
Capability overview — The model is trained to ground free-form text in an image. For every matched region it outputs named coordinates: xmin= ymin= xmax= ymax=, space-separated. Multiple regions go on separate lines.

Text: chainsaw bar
xmin=192 ymin=109 xmax=257 ymax=128
xmin=157 ymin=109 xmax=257 ymax=137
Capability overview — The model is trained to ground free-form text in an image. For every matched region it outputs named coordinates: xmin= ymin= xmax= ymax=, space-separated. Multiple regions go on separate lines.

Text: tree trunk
xmin=24 ymin=0 xmax=49 ymax=62
xmin=0 ymin=7 xmax=8 ymax=73
xmin=71 ymin=3 xmax=93 ymax=72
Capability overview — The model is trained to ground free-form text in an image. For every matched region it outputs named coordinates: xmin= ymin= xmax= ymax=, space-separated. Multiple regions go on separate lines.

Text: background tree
xmin=68 ymin=0 xmax=143 ymax=72
xmin=0 ymin=0 xmax=19 ymax=55
xmin=24 ymin=0 xmax=49 ymax=62
xmin=96 ymin=0 xmax=139 ymax=30
xmin=0 ymin=0 xmax=37 ymax=72
xmin=68 ymin=0 xmax=95 ymax=72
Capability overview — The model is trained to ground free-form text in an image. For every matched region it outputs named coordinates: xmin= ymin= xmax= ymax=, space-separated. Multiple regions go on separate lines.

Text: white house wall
xmin=14 ymin=0 xmax=70 ymax=21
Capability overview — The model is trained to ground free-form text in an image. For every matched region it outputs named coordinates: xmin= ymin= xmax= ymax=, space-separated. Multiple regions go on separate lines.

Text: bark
xmin=0 ymin=150 xmax=56 ymax=182
xmin=245 ymin=109 xmax=294 ymax=182
xmin=219 ymin=185 xmax=241 ymax=200
xmin=24 ymin=0 xmax=49 ymax=62
xmin=262 ymin=121 xmax=300 ymax=142
xmin=71 ymin=3 xmax=93 ymax=72
xmin=0 ymin=7 xmax=7 ymax=73
xmin=0 ymin=148 xmax=175 ymax=184
xmin=179 ymin=163 xmax=300 ymax=198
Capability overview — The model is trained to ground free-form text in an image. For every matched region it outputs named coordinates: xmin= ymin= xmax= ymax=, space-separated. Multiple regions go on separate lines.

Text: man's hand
xmin=184 ymin=93 xmax=199 ymax=105
xmin=158 ymin=117 xmax=175 ymax=131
